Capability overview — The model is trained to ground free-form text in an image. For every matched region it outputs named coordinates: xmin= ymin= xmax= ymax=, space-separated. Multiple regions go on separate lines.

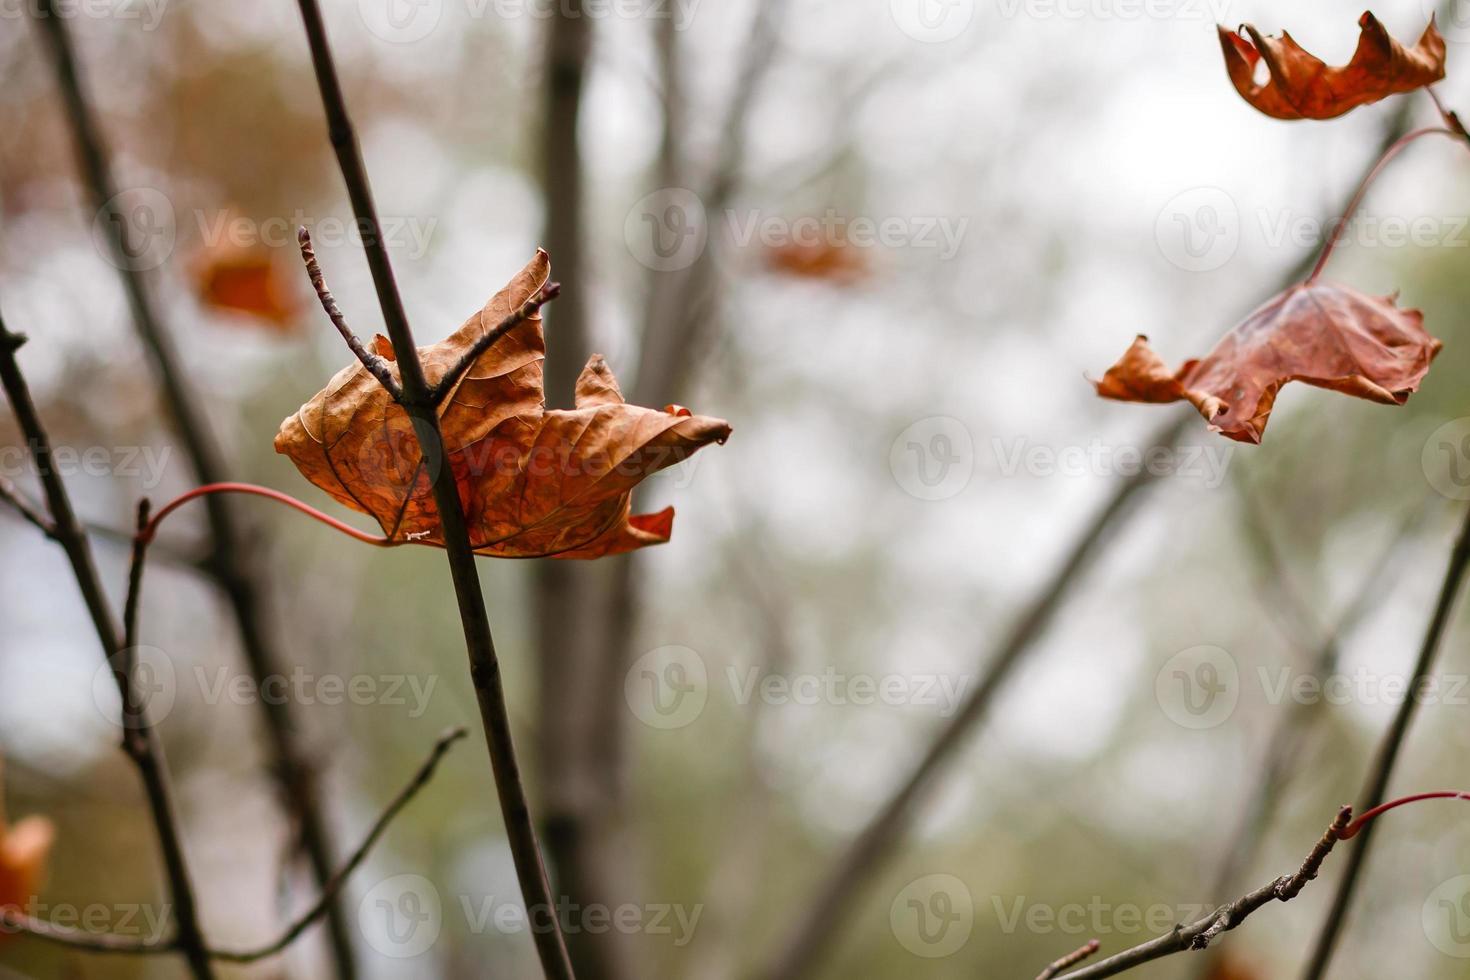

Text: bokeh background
xmin=3 ymin=0 xmax=1470 ymax=977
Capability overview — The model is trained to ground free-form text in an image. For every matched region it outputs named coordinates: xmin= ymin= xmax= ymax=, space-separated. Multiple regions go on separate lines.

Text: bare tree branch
xmin=27 ymin=6 xmax=359 ymax=972
xmin=0 ymin=314 xmax=215 ymax=980
xmin=1037 ymin=939 xmax=1100 ymax=980
xmin=1048 ymin=807 xmax=1352 ymax=980
xmin=0 ymin=473 xmax=55 ymax=538
xmin=291 ymin=2 xmax=574 ymax=976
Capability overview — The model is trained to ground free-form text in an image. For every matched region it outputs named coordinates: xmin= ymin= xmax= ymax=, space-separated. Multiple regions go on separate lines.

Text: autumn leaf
xmin=1094 ymin=281 xmax=1441 ymax=444
xmin=1219 ymin=12 xmax=1446 ymax=120
xmin=192 ymin=236 xmax=300 ymax=331
xmin=275 ymin=250 xmax=731 ymax=559
xmin=766 ymin=240 xmax=869 ymax=283
xmin=0 ymin=815 xmax=54 ymax=919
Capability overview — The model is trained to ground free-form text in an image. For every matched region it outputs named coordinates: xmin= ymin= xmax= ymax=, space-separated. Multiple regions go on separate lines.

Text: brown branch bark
xmin=1048 ymin=807 xmax=1352 ymax=980
xmin=0 ymin=316 xmax=215 ymax=979
xmin=290 ymin=2 xmax=574 ymax=976
xmin=26 ymin=7 xmax=359 ymax=975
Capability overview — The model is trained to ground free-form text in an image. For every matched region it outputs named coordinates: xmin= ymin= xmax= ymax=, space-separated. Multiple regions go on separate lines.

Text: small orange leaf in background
xmin=192 ymin=238 xmax=300 ymax=331
xmin=1094 ymin=281 xmax=1441 ymax=444
xmin=1220 ymin=12 xmax=1445 ymax=120
xmin=276 ymin=250 xmax=732 ymax=559
xmin=766 ymin=240 xmax=869 ymax=283
xmin=0 ymin=808 xmax=54 ymax=920
xmin=1203 ymin=955 xmax=1264 ymax=980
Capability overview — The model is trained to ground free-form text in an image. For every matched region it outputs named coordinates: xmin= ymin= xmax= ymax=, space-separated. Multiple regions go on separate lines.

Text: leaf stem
xmin=1307 ymin=126 xmax=1456 ymax=283
xmin=143 ymin=483 xmax=392 ymax=549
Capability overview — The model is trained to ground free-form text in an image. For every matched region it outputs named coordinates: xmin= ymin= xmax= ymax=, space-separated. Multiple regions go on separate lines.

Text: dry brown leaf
xmin=0 ymin=814 xmax=54 ymax=916
xmin=193 ymin=241 xmax=300 ymax=331
xmin=275 ymin=250 xmax=731 ymax=559
xmin=765 ymin=240 xmax=869 ymax=283
xmin=1094 ymin=281 xmax=1441 ymax=444
xmin=1219 ymin=12 xmax=1446 ymax=120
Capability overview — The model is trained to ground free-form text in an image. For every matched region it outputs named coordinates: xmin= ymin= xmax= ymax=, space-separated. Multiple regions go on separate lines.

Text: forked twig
xmin=1044 ymin=808 xmax=1352 ymax=980
xmin=0 ymin=473 xmax=55 ymax=538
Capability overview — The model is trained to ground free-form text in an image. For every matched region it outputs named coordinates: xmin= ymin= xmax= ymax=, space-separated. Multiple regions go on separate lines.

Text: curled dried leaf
xmin=1219 ymin=12 xmax=1446 ymax=120
xmin=276 ymin=251 xmax=731 ymax=559
xmin=1094 ymin=281 xmax=1442 ymax=444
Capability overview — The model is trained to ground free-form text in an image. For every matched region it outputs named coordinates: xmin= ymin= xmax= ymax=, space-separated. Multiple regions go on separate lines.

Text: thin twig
xmin=211 ymin=727 xmax=468 ymax=963
xmin=429 ymin=278 xmax=560 ymax=407
xmin=291 ymin=2 xmax=574 ymax=976
xmin=758 ymin=413 xmax=1190 ymax=980
xmin=0 ymin=313 xmax=215 ymax=980
xmin=1047 ymin=808 xmax=1352 ymax=980
xmin=0 ymin=728 xmax=469 ymax=962
xmin=1300 ymin=504 xmax=1470 ymax=980
xmin=28 ymin=6 xmax=359 ymax=972
xmin=1036 ymin=939 xmax=1100 ymax=980
xmin=297 ymin=227 xmax=403 ymax=400
xmin=0 ymin=473 xmax=55 ymax=538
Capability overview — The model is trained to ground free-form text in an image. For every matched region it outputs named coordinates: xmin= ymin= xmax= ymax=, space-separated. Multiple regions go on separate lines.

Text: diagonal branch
xmin=298 ymin=227 xmax=403 ymax=399
xmin=27 ymin=7 xmax=360 ymax=974
xmin=1037 ymin=940 xmax=1101 ymax=980
xmin=290 ymin=2 xmax=574 ymax=976
xmin=0 ymin=473 xmax=55 ymax=538
xmin=0 ymin=313 xmax=215 ymax=980
xmin=430 ymin=277 xmax=561 ymax=407
xmin=1047 ymin=807 xmax=1352 ymax=980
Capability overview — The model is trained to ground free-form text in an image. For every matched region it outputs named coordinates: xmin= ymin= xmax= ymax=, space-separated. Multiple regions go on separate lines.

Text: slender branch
xmin=0 ymin=728 xmax=469 ymax=962
xmin=757 ymin=413 xmax=1191 ymax=980
xmin=1307 ymin=127 xmax=1456 ymax=282
xmin=291 ymin=2 xmax=574 ymax=976
xmin=429 ymin=279 xmax=561 ymax=408
xmin=211 ymin=727 xmax=468 ymax=964
xmin=297 ymin=227 xmax=403 ymax=399
xmin=0 ymin=313 xmax=215 ymax=980
xmin=28 ymin=6 xmax=360 ymax=972
xmin=1037 ymin=940 xmax=1100 ymax=980
xmin=1300 ymin=504 xmax=1470 ymax=980
xmin=0 ymin=473 xmax=55 ymax=538
xmin=1047 ymin=808 xmax=1352 ymax=980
